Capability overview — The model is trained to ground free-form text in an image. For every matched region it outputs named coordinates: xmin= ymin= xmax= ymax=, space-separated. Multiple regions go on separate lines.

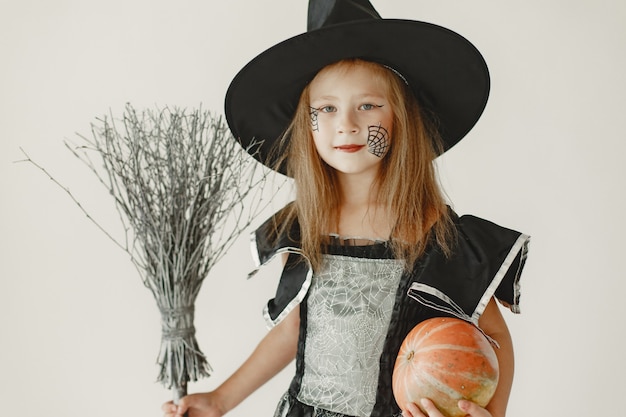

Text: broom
xmin=25 ymin=103 xmax=280 ymax=406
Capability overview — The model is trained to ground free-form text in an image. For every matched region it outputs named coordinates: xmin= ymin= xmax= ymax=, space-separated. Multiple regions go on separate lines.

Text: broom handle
xmin=173 ymin=382 xmax=188 ymax=417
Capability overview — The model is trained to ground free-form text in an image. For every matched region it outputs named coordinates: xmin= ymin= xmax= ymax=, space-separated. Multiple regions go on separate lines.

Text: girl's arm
xmin=162 ymin=304 xmax=300 ymax=417
xmin=215 ymin=304 xmax=301 ymax=413
xmin=477 ymin=296 xmax=514 ymax=417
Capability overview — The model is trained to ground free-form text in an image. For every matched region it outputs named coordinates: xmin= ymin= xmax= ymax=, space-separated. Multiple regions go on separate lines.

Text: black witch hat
xmin=225 ymin=0 xmax=490 ymax=174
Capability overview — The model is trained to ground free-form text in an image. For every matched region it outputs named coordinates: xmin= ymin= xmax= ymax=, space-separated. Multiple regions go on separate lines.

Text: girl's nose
xmin=337 ymin=111 xmax=359 ymax=134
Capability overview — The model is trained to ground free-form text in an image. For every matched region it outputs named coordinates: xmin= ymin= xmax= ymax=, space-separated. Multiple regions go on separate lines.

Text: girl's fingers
xmin=403 ymin=401 xmax=426 ymax=417
xmin=419 ymin=398 xmax=445 ymax=417
xmin=457 ymin=400 xmax=493 ymax=417
xmin=161 ymin=401 xmax=180 ymax=417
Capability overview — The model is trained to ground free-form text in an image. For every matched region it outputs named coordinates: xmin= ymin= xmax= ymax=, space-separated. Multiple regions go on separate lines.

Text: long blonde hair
xmin=272 ymin=59 xmax=455 ymax=271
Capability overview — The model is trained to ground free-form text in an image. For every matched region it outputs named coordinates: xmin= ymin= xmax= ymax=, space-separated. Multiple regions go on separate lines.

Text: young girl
xmin=163 ymin=1 xmax=529 ymax=417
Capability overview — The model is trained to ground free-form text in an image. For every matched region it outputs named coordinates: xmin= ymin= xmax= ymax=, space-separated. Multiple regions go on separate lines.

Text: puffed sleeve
xmin=408 ymin=214 xmax=530 ymax=324
xmin=249 ymin=204 xmax=300 ymax=270
xmin=249 ymin=204 xmax=312 ymax=328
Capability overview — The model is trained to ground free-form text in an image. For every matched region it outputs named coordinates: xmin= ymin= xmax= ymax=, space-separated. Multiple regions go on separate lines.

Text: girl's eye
xmin=360 ymin=103 xmax=382 ymax=110
xmin=319 ymin=105 xmax=336 ymax=113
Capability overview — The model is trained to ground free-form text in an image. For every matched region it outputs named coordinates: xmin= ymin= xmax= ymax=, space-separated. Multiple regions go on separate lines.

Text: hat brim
xmin=225 ymin=19 xmax=490 ymax=174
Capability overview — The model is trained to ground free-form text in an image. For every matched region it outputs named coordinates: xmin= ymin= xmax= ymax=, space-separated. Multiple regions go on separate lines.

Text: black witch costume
xmin=248 ymin=205 xmax=529 ymax=417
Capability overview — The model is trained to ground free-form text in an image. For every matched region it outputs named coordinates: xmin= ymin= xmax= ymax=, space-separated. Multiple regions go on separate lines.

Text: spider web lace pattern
xmin=298 ymin=255 xmax=404 ymax=417
xmin=309 ymin=107 xmax=320 ymax=132
xmin=367 ymin=125 xmax=389 ymax=158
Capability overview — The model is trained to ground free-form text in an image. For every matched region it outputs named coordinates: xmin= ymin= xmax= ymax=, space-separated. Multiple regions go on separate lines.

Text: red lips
xmin=335 ymin=144 xmax=365 ymax=152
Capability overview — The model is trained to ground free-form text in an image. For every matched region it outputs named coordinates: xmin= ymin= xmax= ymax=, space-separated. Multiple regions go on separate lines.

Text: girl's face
xmin=308 ymin=62 xmax=394 ymax=177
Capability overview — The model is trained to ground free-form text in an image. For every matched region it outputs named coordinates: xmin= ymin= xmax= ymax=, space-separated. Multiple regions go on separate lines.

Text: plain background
xmin=1 ymin=1 xmax=625 ymax=416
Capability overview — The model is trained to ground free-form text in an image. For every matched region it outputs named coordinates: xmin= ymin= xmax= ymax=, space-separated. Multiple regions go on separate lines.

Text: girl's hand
xmin=161 ymin=392 xmax=225 ymax=417
xmin=402 ymin=399 xmax=493 ymax=417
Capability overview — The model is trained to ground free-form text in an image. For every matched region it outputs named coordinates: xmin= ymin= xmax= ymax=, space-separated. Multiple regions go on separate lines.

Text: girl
xmin=163 ymin=1 xmax=529 ymax=417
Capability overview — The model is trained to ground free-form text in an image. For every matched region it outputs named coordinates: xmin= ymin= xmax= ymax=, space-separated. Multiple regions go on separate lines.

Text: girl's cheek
xmin=367 ymin=124 xmax=390 ymax=158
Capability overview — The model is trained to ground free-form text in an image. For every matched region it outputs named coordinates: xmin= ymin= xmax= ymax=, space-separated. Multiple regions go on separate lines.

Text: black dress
xmin=249 ymin=207 xmax=530 ymax=417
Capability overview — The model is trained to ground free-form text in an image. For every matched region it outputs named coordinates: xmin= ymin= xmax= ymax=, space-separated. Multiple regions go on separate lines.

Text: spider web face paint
xmin=309 ymin=107 xmax=319 ymax=132
xmin=367 ymin=124 xmax=390 ymax=158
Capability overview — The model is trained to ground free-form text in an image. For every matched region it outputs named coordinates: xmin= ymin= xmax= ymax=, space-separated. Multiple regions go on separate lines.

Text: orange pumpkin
xmin=392 ymin=317 xmax=499 ymax=417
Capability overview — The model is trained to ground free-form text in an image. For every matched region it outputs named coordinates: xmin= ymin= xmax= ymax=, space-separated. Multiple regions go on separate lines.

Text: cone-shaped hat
xmin=225 ymin=0 xmax=490 ymax=174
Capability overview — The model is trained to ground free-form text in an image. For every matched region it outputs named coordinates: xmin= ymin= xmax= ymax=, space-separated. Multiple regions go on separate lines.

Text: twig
xmin=17 ymin=147 xmax=127 ymax=252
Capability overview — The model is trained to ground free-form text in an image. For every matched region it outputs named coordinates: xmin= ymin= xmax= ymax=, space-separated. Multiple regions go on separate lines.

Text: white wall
xmin=1 ymin=1 xmax=624 ymax=416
